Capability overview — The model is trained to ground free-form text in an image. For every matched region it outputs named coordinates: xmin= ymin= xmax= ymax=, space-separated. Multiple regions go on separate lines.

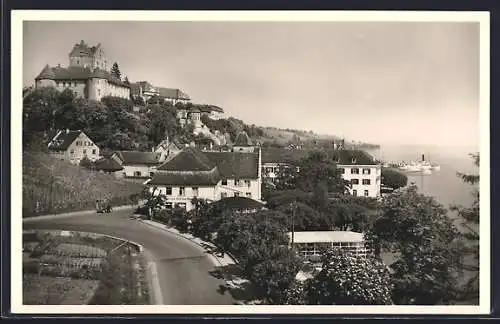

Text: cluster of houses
xmin=36 ymin=40 xmax=382 ymax=264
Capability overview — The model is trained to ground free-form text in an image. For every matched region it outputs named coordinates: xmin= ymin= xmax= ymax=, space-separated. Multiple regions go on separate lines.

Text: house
xmin=261 ymin=148 xmax=308 ymax=183
xmin=35 ymin=41 xmax=130 ymax=101
xmin=232 ymin=131 xmax=256 ymax=153
xmin=110 ymin=151 xmax=164 ymax=181
xmin=147 ymin=146 xmax=262 ymax=211
xmin=196 ymin=105 xmax=225 ymax=120
xmin=92 ymin=157 xmax=124 ymax=176
xmin=130 ymin=81 xmax=191 ymax=105
xmin=153 ymin=138 xmax=184 ymax=158
xmin=289 ymin=231 xmax=369 ymax=262
xmin=333 ymin=149 xmax=381 ymax=198
xmin=46 ymin=129 xmax=100 ymax=164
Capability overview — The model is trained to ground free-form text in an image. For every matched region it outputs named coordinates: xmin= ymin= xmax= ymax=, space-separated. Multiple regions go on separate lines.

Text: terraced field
xmin=22 ymin=230 xmax=150 ymax=305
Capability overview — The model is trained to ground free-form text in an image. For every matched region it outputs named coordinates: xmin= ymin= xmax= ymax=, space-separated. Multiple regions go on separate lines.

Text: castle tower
xmin=69 ymin=40 xmax=109 ymax=71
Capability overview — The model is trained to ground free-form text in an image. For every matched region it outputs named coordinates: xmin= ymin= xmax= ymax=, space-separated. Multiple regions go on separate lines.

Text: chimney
xmin=57 ymin=63 xmax=61 ymax=68
xmin=422 ymin=154 xmax=425 ymax=162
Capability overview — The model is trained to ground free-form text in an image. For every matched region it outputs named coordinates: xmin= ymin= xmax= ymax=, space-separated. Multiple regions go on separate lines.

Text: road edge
xmin=22 ymin=205 xmax=138 ymax=222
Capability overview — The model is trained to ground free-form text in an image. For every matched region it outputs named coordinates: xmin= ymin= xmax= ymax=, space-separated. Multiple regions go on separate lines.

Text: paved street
xmin=23 ymin=209 xmax=236 ymax=305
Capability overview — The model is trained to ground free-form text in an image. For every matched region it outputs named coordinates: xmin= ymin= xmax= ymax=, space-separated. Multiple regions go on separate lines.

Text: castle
xmin=35 ymin=40 xmax=130 ymax=101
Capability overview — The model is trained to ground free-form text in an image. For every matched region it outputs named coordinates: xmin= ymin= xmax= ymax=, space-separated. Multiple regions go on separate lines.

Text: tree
xmin=305 ymin=249 xmax=392 ymax=305
xmin=111 ymin=62 xmax=121 ymax=80
xmin=450 ymin=153 xmax=479 ymax=301
xmin=369 ymin=184 xmax=465 ymax=305
xmin=124 ymin=76 xmax=130 ymax=85
xmin=381 ymin=168 xmax=408 ymax=190
xmin=79 ymin=157 xmax=94 ymax=170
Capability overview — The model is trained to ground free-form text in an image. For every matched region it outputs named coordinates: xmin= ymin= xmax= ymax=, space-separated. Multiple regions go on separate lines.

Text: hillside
xmin=23 ymin=152 xmax=145 ymax=217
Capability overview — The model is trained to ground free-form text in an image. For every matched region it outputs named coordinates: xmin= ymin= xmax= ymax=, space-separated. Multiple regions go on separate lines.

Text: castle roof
xmin=47 ymin=130 xmax=87 ymax=151
xmin=234 ymin=131 xmax=253 ymax=146
xmin=35 ymin=65 xmax=130 ymax=88
xmin=157 ymin=87 xmax=191 ymax=100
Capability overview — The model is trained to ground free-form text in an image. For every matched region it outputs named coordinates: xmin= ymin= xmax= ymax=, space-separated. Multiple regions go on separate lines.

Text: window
xmin=364 ymin=190 xmax=369 ymax=197
xmin=76 ymin=141 xmax=80 ymax=146
xmin=192 ymin=187 xmax=199 ymax=196
xmin=150 ymin=172 xmax=154 ymax=177
xmin=177 ymin=203 xmax=187 ymax=210
xmin=338 ymin=167 xmax=345 ymax=174
xmin=246 ymin=192 xmax=252 ymax=198
xmin=83 ymin=149 xmax=87 ymax=155
xmin=92 ymin=149 xmax=96 ymax=155
xmin=234 ymin=179 xmax=241 ymax=186
xmin=179 ymin=187 xmax=185 ymax=196
xmin=362 ymin=168 xmax=371 ymax=175
xmin=134 ymin=171 xmax=141 ymax=177
xmin=165 ymin=202 xmax=173 ymax=209
xmin=221 ymin=192 xmax=228 ymax=199
xmin=234 ymin=192 xmax=240 ymax=197
xmin=351 ymin=179 xmax=359 ymax=185
xmin=362 ymin=179 xmax=371 ymax=185
xmin=97 ymin=89 xmax=101 ymax=96
xmin=351 ymin=168 xmax=360 ymax=174
xmin=352 ymin=190 xmax=358 ymax=197
xmin=70 ymin=149 xmax=75 ymax=154
xmin=77 ymin=60 xmax=79 ymax=64
xmin=222 ymin=179 xmax=228 ymax=186
xmin=166 ymin=187 xmax=172 ymax=195
xmin=244 ymin=180 xmax=251 ymax=187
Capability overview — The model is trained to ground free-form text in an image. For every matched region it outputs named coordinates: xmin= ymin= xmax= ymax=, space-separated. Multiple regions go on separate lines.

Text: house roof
xmin=203 ymin=151 xmax=259 ymax=179
xmin=157 ymin=147 xmax=216 ymax=172
xmin=157 ymin=87 xmax=191 ymax=100
xmin=261 ymin=148 xmax=309 ymax=164
xmin=234 ymin=131 xmax=253 ymax=146
xmin=288 ymin=231 xmax=365 ymax=244
xmin=332 ymin=149 xmax=378 ymax=165
xmin=47 ymin=130 xmax=85 ymax=151
xmin=148 ymin=169 xmax=221 ymax=186
xmin=210 ymin=197 xmax=265 ymax=211
xmin=114 ymin=151 xmax=162 ymax=165
xmin=93 ymin=158 xmax=124 ymax=171
xmin=196 ymin=105 xmax=224 ymax=113
xmin=35 ymin=65 xmax=129 ymax=87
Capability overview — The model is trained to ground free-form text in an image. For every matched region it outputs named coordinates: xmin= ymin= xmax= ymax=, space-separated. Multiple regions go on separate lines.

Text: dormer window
xmin=333 ymin=156 xmax=340 ymax=163
xmin=351 ymin=157 xmax=357 ymax=164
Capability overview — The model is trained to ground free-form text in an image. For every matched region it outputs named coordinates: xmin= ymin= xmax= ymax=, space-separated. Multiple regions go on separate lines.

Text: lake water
xmin=367 ymin=144 xmax=479 ymax=213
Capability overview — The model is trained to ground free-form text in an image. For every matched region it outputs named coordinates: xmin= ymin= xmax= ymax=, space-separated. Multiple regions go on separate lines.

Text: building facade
xmin=46 ymin=129 xmax=100 ymax=164
xmin=35 ymin=41 xmax=130 ymax=101
xmin=110 ymin=151 xmax=165 ymax=181
xmin=148 ymin=146 xmax=262 ymax=211
xmin=130 ymin=81 xmax=191 ymax=105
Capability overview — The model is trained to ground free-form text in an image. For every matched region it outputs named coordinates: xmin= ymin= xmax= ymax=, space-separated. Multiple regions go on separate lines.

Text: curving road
xmin=23 ymin=209 xmax=235 ymax=305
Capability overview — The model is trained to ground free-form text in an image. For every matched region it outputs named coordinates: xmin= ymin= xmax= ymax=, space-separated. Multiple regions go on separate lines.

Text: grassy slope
xmin=22 ymin=151 xmax=144 ymax=217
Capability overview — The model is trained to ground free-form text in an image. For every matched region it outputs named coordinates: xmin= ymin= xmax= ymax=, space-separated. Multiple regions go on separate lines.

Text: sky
xmin=23 ymin=20 xmax=480 ymax=147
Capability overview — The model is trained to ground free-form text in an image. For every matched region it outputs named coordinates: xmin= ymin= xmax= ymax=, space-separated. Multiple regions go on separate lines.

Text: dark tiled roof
xmin=114 ymin=151 xmax=162 ymax=165
xmin=203 ymin=151 xmax=259 ymax=179
xmin=47 ymin=130 xmax=85 ymax=151
xmin=332 ymin=149 xmax=378 ymax=165
xmin=261 ymin=148 xmax=309 ymax=164
xmin=196 ymin=105 xmax=224 ymax=113
xmin=234 ymin=131 xmax=253 ymax=146
xmin=94 ymin=158 xmax=124 ymax=171
xmin=157 ymin=147 xmax=216 ymax=172
xmin=35 ymin=65 xmax=130 ymax=87
xmin=210 ymin=197 xmax=264 ymax=211
xmin=149 ymin=169 xmax=221 ymax=186
xmin=157 ymin=87 xmax=190 ymax=100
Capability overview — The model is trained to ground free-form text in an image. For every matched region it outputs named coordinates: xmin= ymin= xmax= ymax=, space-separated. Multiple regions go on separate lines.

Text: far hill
xmin=23 ymin=151 xmax=145 ymax=217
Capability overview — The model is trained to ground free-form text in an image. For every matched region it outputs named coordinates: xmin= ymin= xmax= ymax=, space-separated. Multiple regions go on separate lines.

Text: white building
xmin=333 ymin=150 xmax=381 ymax=198
xmin=46 ymin=129 xmax=100 ymax=164
xmin=147 ymin=146 xmax=262 ymax=211
xmin=110 ymin=151 xmax=165 ymax=181
xmin=289 ymin=231 xmax=369 ymax=261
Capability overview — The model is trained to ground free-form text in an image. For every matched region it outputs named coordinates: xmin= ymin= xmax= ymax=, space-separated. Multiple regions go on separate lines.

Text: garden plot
xmin=52 ymin=243 xmax=107 ymax=258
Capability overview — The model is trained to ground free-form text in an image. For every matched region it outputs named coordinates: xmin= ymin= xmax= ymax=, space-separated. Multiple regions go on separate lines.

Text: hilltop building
xmin=46 ymin=129 xmax=100 ymax=164
xmin=130 ymin=81 xmax=191 ymax=105
xmin=35 ymin=40 xmax=130 ymax=101
xmin=147 ymin=146 xmax=262 ymax=211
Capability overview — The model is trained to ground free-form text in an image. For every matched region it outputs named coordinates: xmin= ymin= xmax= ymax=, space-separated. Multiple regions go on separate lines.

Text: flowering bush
xmin=306 ymin=248 xmax=392 ymax=305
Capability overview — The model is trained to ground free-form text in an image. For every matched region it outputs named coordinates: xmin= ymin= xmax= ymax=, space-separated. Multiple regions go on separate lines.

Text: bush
xmin=381 ymin=168 xmax=408 ymax=190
